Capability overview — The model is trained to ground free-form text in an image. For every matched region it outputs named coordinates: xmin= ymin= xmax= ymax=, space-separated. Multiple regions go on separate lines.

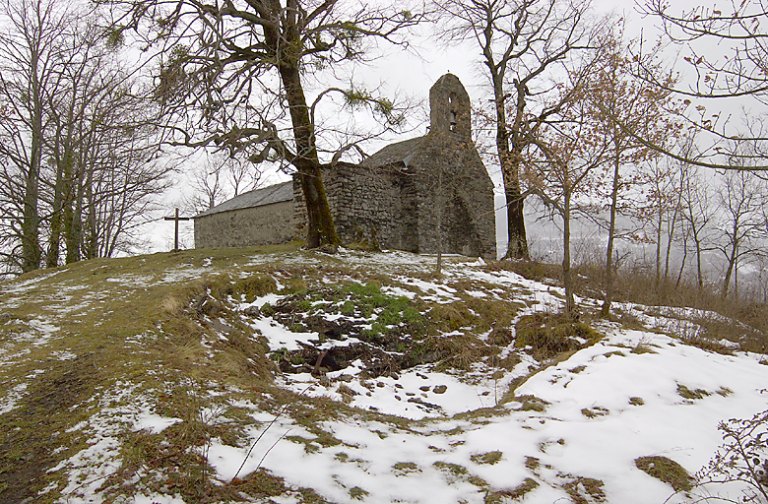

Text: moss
xmin=525 ymin=456 xmax=540 ymax=471
xmin=635 ymin=456 xmax=693 ymax=492
xmin=433 ymin=461 xmax=470 ymax=483
xmin=470 ymin=451 xmax=503 ymax=465
xmin=229 ymin=469 xmax=287 ymax=497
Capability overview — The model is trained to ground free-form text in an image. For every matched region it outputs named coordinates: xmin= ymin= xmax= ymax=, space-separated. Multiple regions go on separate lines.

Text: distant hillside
xmin=0 ymin=246 xmax=766 ymax=504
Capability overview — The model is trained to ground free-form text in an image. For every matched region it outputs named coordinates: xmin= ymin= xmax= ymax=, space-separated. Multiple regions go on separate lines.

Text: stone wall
xmin=292 ymin=134 xmax=496 ymax=259
xmin=293 ymin=164 xmax=403 ymax=249
xmin=194 ymin=201 xmax=295 ymax=248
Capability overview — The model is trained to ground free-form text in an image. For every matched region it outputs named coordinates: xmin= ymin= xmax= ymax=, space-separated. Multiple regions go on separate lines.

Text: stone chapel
xmin=194 ymin=74 xmax=497 ymax=259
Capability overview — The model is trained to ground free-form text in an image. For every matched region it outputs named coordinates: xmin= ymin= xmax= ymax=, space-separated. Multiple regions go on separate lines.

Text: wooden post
xmin=163 ymin=208 xmax=192 ymax=251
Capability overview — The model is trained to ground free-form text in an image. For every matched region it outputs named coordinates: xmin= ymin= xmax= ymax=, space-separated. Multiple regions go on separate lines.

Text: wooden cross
xmin=163 ymin=208 xmax=192 ymax=251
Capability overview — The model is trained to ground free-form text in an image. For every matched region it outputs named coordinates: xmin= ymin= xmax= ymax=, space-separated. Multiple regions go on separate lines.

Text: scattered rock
xmin=433 ymin=385 xmax=448 ymax=394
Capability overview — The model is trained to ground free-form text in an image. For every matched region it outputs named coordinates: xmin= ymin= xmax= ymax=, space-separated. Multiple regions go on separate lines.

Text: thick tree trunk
xmin=21 ymin=162 xmax=41 ymax=272
xmin=505 ymin=182 xmax=529 ymax=260
xmin=722 ymin=252 xmax=735 ymax=299
xmin=493 ymin=76 xmax=529 ymax=260
xmin=277 ymin=62 xmax=338 ymax=249
xmin=47 ymin=170 xmax=64 ymax=268
xmin=22 ymin=70 xmax=43 ymax=273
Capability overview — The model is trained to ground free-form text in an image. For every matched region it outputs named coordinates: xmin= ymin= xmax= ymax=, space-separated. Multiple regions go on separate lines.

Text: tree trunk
xmin=721 ymin=248 xmax=736 ymax=298
xmin=601 ymin=153 xmax=621 ymax=317
xmin=691 ymin=228 xmax=704 ymax=290
xmin=655 ymin=205 xmax=663 ymax=288
xmin=22 ymin=60 xmax=44 ymax=273
xmin=494 ymin=76 xmax=529 ymax=260
xmin=505 ymin=182 xmax=529 ymax=260
xmin=675 ymin=230 xmax=689 ymax=288
xmin=47 ymin=160 xmax=65 ymax=268
xmin=563 ymin=193 xmax=576 ymax=317
xmin=276 ymin=57 xmax=338 ymax=249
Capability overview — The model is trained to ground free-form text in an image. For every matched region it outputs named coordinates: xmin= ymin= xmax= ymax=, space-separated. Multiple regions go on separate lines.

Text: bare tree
xmin=0 ymin=0 xmax=71 ymax=271
xmin=185 ymin=151 xmax=261 ymax=214
xmin=434 ymin=0 xmax=595 ymax=259
xmin=106 ymin=0 xmax=425 ymax=250
xmin=715 ymin=168 xmax=766 ymax=299
xmin=525 ymin=65 xmax=609 ymax=316
xmin=623 ymin=1 xmax=768 ymax=170
xmin=0 ymin=0 xmax=172 ymax=271
xmin=587 ymin=23 xmax=681 ymax=315
xmin=680 ymin=166 xmax=716 ymax=290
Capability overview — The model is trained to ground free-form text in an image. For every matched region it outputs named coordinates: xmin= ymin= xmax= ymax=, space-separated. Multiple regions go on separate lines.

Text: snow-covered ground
xmin=1 ymin=249 xmax=766 ymax=503
xmin=206 ymin=252 xmax=768 ymax=503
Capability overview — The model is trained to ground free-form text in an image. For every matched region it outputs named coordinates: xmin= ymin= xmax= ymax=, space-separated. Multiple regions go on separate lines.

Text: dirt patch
xmin=0 ymin=355 xmax=99 ymax=502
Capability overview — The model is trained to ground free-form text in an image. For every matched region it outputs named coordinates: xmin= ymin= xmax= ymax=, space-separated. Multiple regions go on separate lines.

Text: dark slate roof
xmin=195 ymin=181 xmax=293 ymax=218
xmin=362 ymin=136 xmax=425 ymax=168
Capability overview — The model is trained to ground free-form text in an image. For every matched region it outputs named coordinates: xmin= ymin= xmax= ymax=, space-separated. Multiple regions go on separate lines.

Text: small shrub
xmin=635 ymin=456 xmax=693 ymax=492
xmin=696 ymin=409 xmax=768 ymax=502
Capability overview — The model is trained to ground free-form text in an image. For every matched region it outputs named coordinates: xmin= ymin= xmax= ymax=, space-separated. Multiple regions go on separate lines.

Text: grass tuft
xmin=635 ymin=456 xmax=693 ymax=492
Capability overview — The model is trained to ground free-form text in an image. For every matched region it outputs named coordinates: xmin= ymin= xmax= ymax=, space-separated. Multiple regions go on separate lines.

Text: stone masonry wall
xmin=195 ymin=201 xmax=295 ymax=248
xmin=293 ymin=164 xmax=402 ymax=249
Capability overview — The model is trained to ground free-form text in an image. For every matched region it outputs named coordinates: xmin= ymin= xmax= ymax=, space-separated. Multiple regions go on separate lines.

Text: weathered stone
xmin=194 ymin=74 xmax=496 ymax=259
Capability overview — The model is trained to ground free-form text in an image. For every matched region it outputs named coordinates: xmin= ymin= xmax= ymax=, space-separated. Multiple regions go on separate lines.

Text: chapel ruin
xmin=194 ymin=74 xmax=497 ymax=259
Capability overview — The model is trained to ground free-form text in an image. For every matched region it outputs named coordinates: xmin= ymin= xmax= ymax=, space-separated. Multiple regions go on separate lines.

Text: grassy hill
xmin=0 ymin=246 xmax=766 ymax=504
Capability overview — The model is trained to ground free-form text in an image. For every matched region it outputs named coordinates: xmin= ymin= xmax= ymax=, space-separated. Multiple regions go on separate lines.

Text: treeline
xmin=0 ymin=0 xmax=169 ymax=273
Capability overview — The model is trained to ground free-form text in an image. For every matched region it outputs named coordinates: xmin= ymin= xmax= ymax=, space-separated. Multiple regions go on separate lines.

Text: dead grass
xmin=635 ymin=456 xmax=693 ymax=492
xmin=491 ymin=258 xmax=768 ymax=355
xmin=485 ymin=478 xmax=539 ymax=502
xmin=563 ymin=477 xmax=606 ymax=503
xmin=515 ymin=313 xmax=602 ymax=361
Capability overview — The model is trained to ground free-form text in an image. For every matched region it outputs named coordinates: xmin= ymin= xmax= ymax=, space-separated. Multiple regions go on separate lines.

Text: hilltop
xmin=0 ymin=246 xmax=766 ymax=504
